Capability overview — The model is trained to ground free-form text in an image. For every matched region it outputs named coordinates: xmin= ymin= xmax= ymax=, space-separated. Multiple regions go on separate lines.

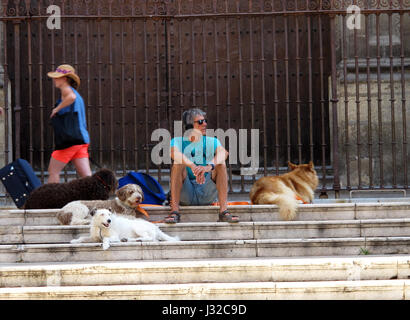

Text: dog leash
xmin=135 ymin=205 xmax=150 ymax=219
xmin=211 ymin=201 xmax=251 ymax=206
xmin=295 ymin=195 xmax=309 ymax=204
xmin=95 ymin=175 xmax=111 ymax=191
xmin=135 ymin=205 xmax=169 ymax=224
xmin=138 ymin=204 xmax=166 ymax=223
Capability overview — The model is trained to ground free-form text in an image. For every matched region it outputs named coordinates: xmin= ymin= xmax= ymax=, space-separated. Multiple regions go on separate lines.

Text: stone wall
xmin=330 ymin=66 xmax=410 ymax=188
xmin=331 ymin=13 xmax=410 ymax=189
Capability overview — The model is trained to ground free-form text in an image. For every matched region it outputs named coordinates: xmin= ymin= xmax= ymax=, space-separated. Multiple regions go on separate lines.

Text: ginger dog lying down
xmin=249 ymin=161 xmax=318 ymax=221
xmin=71 ymin=208 xmax=179 ymax=250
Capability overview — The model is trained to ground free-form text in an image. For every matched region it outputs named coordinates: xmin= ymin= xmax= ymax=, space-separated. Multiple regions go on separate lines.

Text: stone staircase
xmin=0 ymin=202 xmax=410 ymax=299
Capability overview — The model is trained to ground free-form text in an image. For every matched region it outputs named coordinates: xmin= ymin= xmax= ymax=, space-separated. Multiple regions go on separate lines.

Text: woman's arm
xmin=50 ymin=86 xmax=76 ymax=118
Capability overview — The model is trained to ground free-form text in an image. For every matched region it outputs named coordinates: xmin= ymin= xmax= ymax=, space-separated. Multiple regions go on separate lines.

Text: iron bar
xmin=388 ymin=12 xmax=397 ymax=188
xmin=376 ymin=13 xmax=384 ymax=187
xmin=225 ymin=0 xmax=233 ymax=192
xmin=330 ymin=14 xmax=340 ymax=197
xmin=365 ymin=11 xmax=374 ymax=188
xmin=342 ymin=14 xmax=351 ymax=189
xmin=271 ymin=13 xmax=279 ymax=175
xmin=400 ymin=12 xmax=408 ymax=188
xmin=236 ymin=0 xmax=245 ymax=192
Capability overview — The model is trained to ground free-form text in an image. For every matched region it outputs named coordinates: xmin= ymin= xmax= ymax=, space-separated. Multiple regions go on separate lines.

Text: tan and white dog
xmin=57 ymin=184 xmax=148 ymax=225
xmin=249 ymin=162 xmax=319 ymax=221
xmin=70 ymin=208 xmax=179 ymax=250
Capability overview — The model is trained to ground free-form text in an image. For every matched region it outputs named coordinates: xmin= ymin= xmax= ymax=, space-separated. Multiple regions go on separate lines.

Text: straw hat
xmin=47 ymin=64 xmax=81 ymax=88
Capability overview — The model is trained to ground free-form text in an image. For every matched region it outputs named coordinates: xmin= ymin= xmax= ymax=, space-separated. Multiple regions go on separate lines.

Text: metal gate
xmin=1 ymin=0 xmax=409 ymax=196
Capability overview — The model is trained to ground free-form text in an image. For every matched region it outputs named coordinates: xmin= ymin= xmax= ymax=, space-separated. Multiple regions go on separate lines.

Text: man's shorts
xmin=180 ymin=172 xmax=218 ymax=206
xmin=51 ymin=144 xmax=90 ymax=164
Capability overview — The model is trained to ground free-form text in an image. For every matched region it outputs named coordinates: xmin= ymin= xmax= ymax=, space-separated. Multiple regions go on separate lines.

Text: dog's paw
xmin=102 ymin=242 xmax=110 ymax=250
xmin=70 ymin=239 xmax=79 ymax=244
xmin=121 ymin=238 xmax=128 ymax=242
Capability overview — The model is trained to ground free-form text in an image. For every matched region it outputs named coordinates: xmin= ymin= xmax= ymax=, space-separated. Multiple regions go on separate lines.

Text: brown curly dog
xmin=24 ymin=168 xmax=118 ymax=209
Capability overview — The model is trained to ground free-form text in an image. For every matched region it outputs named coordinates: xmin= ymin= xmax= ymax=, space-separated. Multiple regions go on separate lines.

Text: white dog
xmin=71 ymin=208 xmax=179 ymax=250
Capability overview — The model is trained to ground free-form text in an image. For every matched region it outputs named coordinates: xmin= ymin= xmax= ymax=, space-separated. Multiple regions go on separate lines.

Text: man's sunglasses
xmin=194 ymin=119 xmax=208 ymax=125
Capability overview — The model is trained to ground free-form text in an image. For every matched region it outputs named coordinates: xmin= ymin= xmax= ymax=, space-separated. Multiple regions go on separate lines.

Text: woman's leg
xmin=48 ymin=157 xmax=67 ymax=183
xmin=72 ymin=157 xmax=92 ymax=178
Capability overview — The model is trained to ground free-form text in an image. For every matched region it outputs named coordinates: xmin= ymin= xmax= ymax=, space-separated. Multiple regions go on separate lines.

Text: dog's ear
xmin=288 ymin=162 xmax=297 ymax=170
xmin=308 ymin=161 xmax=314 ymax=169
xmin=116 ymin=186 xmax=127 ymax=201
xmin=90 ymin=208 xmax=97 ymax=216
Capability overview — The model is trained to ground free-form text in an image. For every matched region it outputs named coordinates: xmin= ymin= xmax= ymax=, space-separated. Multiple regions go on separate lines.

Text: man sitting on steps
xmin=164 ymin=108 xmax=239 ymax=224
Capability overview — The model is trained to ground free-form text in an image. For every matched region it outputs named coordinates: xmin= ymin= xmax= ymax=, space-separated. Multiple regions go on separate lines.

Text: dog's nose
xmin=107 ymin=219 xmax=111 ymax=223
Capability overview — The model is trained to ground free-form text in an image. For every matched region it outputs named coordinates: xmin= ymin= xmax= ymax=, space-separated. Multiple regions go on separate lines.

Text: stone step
xmin=0 ymin=279 xmax=408 ymax=300
xmin=1 ymin=202 xmax=410 ymax=226
xmin=1 ymin=255 xmax=409 ymax=288
xmin=2 ymin=219 xmax=410 ymax=244
xmin=1 ymin=236 xmax=410 ymax=263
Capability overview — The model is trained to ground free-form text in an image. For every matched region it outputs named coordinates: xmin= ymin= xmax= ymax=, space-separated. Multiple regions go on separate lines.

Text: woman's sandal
xmin=164 ymin=211 xmax=181 ymax=224
xmin=218 ymin=210 xmax=239 ymax=223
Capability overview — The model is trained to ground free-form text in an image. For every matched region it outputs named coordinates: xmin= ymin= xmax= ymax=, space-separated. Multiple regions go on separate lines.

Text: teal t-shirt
xmin=170 ymin=136 xmax=222 ymax=180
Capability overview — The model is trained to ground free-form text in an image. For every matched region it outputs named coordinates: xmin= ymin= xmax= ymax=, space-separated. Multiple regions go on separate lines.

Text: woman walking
xmin=47 ymin=64 xmax=91 ymax=183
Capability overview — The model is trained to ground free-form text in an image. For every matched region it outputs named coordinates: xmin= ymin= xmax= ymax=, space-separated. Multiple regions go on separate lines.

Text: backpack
xmin=118 ymin=172 xmax=166 ymax=205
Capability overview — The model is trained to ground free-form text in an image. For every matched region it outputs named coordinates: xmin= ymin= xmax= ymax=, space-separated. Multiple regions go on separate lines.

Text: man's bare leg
xmin=212 ymin=163 xmax=228 ymax=213
xmin=170 ymin=164 xmax=187 ymax=213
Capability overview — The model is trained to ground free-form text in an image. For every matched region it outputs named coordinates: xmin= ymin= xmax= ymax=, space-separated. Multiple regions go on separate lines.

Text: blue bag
xmin=0 ymin=159 xmax=42 ymax=208
xmin=50 ymin=104 xmax=85 ymax=150
xmin=118 ymin=172 xmax=166 ymax=205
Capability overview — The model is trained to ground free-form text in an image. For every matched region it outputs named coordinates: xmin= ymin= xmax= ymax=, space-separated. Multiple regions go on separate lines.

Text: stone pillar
xmin=331 ymin=11 xmax=410 ymax=189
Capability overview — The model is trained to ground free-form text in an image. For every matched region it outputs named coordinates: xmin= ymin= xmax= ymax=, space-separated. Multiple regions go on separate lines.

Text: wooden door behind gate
xmin=4 ymin=0 xmax=331 ymax=181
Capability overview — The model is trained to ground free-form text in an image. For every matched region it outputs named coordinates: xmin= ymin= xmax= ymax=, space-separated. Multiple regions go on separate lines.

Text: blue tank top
xmin=56 ymin=87 xmax=90 ymax=144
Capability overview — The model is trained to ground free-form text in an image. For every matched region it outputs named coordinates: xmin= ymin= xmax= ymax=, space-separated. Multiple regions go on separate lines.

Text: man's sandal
xmin=164 ymin=211 xmax=181 ymax=224
xmin=218 ymin=210 xmax=239 ymax=223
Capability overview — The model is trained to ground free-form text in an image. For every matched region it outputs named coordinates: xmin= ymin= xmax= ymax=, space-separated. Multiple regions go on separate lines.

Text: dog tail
xmin=258 ymin=192 xmax=298 ymax=221
xmin=157 ymin=229 xmax=180 ymax=242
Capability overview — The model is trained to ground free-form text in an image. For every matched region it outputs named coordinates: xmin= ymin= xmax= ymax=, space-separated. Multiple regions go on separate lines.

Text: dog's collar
xmin=95 ymin=175 xmax=111 ymax=191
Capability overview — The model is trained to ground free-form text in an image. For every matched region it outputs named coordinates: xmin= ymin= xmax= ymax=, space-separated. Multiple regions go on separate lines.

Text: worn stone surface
xmin=331 ymin=72 xmax=410 ymax=189
xmin=1 ymin=202 xmax=410 ymax=299
xmin=0 ymin=280 xmax=408 ymax=300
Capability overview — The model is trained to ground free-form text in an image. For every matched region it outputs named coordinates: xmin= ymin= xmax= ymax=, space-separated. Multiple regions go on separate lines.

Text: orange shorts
xmin=51 ymin=144 xmax=90 ymax=164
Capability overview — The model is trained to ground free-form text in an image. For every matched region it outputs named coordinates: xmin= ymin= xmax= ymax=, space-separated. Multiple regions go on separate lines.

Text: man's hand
xmin=191 ymin=164 xmax=212 ymax=184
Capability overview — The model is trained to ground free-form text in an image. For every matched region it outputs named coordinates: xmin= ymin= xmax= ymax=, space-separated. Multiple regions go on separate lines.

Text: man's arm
xmin=170 ymin=146 xmax=196 ymax=169
xmin=211 ymin=145 xmax=229 ymax=165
